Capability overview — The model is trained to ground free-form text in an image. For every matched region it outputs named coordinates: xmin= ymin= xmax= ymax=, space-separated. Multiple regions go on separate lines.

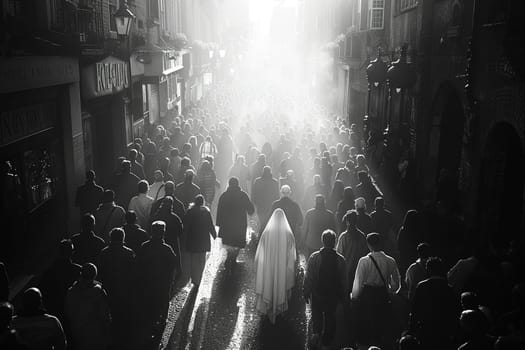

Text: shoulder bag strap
xmin=155 ymin=184 xmax=165 ymax=201
xmin=369 ymin=255 xmax=389 ymax=291
xmin=103 ymin=207 xmax=117 ymax=234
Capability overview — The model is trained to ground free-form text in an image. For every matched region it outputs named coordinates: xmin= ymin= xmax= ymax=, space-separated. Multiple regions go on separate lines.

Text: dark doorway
xmin=423 ymin=84 xmax=465 ymax=205
xmin=477 ymin=122 xmax=525 ymax=250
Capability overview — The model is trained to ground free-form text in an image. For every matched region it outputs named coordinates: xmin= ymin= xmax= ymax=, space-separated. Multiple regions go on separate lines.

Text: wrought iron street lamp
xmin=114 ymin=1 xmax=135 ymax=38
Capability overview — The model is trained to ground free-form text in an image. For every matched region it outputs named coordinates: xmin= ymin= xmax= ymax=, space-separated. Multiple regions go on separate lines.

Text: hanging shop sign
xmin=81 ymin=56 xmax=130 ymax=100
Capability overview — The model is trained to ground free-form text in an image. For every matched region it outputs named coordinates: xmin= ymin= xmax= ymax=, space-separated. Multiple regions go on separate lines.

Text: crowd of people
xmin=0 ymin=81 xmax=523 ymax=350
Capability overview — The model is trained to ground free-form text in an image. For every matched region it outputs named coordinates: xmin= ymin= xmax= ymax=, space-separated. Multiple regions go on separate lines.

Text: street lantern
xmin=387 ymin=45 xmax=416 ymax=93
xmin=219 ymin=49 xmax=226 ymax=58
xmin=114 ymin=1 xmax=135 ymax=37
xmin=366 ymin=49 xmax=388 ymax=87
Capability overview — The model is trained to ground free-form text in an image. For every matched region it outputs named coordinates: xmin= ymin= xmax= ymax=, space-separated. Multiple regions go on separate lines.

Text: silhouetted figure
xmin=328 ymin=180 xmax=345 ymax=213
xmin=0 ymin=302 xmax=28 ymax=349
xmin=398 ymin=210 xmax=422 ymax=278
xmin=303 ymin=195 xmax=336 ymax=257
xmin=196 ymin=160 xmax=219 ymax=207
xmin=458 ymin=309 xmax=495 ymax=350
xmin=65 ymin=263 xmax=111 ymax=350
xmin=174 ymin=157 xmax=195 ymax=185
xmin=128 ymin=180 xmax=154 ymax=229
xmin=39 ymin=240 xmax=81 ymax=327
xmin=112 ymin=160 xmax=140 ymax=209
xmin=128 ymin=149 xmax=145 ymax=179
xmin=94 ymin=190 xmax=126 ymax=243
xmin=355 ymin=197 xmax=373 ymax=234
xmin=303 ymin=174 xmax=327 ymax=211
xmin=72 ymin=214 xmax=106 ymax=265
xmin=336 ymin=210 xmax=368 ymax=297
xmin=216 ymin=177 xmax=255 ymax=271
xmin=228 ymin=155 xmax=250 ymax=192
xmin=270 ymin=185 xmax=303 ymax=241
xmin=97 ymin=228 xmax=135 ymax=346
xmin=405 ymin=243 xmax=431 ymax=301
xmin=174 ymin=169 xmax=201 ymax=209
xmin=352 ymin=233 xmax=400 ymax=348
xmin=123 ymin=211 xmax=149 ymax=254
xmin=252 ymin=166 xmax=280 ymax=231
xmin=336 ymin=186 xmax=355 ymax=233
xmin=12 ymin=288 xmax=66 ymax=350
xmin=303 ymin=230 xmax=345 ymax=349
xmin=151 ymin=197 xmax=183 ymax=274
xmin=370 ymin=197 xmax=395 ymax=253
xmin=410 ymin=257 xmax=460 ymax=350
xmin=147 ymin=170 xmax=166 ymax=201
xmin=150 ymin=181 xmax=186 ymax=222
xmin=75 ymin=170 xmax=103 ymax=215
xmin=181 ymin=195 xmax=216 ymax=286
xmin=135 ymin=221 xmax=177 ymax=329
xmin=250 ymin=154 xmax=266 ymax=187
xmin=354 ymin=171 xmax=382 ymax=210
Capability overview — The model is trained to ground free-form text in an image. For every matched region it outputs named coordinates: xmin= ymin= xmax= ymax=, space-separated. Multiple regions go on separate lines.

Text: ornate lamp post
xmin=114 ymin=1 xmax=135 ymax=38
xmin=366 ymin=48 xmax=389 ymax=136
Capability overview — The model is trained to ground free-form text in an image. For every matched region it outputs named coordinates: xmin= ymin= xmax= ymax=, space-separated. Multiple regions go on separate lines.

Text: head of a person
xmin=103 ymin=189 xmax=115 ymax=203
xmin=0 ymin=302 xmax=14 ymax=331
xmin=343 ymin=187 xmax=355 ymax=202
xmin=315 ymin=194 xmax=326 ymax=210
xmin=350 ymin=147 xmax=358 ymax=157
xmin=170 ymin=148 xmax=180 ymax=158
xmin=151 ymin=220 xmax=166 ymax=239
xmin=110 ymin=227 xmax=125 ymax=244
xmin=332 ymin=180 xmax=344 ymax=196
xmin=403 ymin=210 xmax=419 ymax=232
xmin=193 ymin=194 xmax=204 ymax=207
xmin=321 ymin=229 xmax=337 ymax=249
xmin=398 ymin=334 xmax=420 ymax=350
xmin=205 ymin=135 xmax=212 ymax=143
xmin=286 ymin=169 xmax=295 ymax=179
xmin=313 ymin=174 xmax=321 ymax=185
xmin=128 ymin=148 xmax=138 ymax=162
xmin=228 ymin=177 xmax=240 ymax=188
xmin=345 ymin=159 xmax=354 ymax=170
xmin=20 ymin=288 xmax=44 ymax=316
xmin=58 ymin=239 xmax=74 ymax=260
xmin=138 ymin=180 xmax=149 ymax=194
xmin=201 ymin=160 xmax=211 ymax=172
xmin=164 ymin=181 xmax=175 ymax=195
xmin=417 ymin=243 xmax=431 ymax=260
xmin=366 ymin=233 xmax=382 ymax=252
xmin=81 ymin=263 xmax=97 ymax=282
xmin=330 ymin=154 xmax=339 ymax=164
xmin=358 ymin=171 xmax=369 ymax=184
xmin=154 ymin=170 xmax=164 ymax=183
xmin=280 ymin=185 xmax=292 ymax=198
xmin=189 ymin=136 xmax=197 ymax=146
xmin=375 ymin=197 xmax=385 ymax=211
xmin=160 ymin=157 xmax=170 ymax=169
xmin=86 ymin=170 xmax=96 ymax=182
xmin=125 ymin=210 xmax=137 ymax=225
xmin=355 ymin=197 xmax=366 ymax=212
xmin=161 ymin=196 xmax=174 ymax=211
xmin=357 ymin=154 xmax=366 ymax=166
xmin=426 ymin=257 xmax=446 ymax=278
xmin=81 ymin=214 xmax=95 ymax=232
xmin=162 ymin=137 xmax=170 ymax=147
xmin=344 ymin=210 xmax=358 ymax=228
xmin=184 ymin=169 xmax=195 ymax=182
xmin=262 ymin=166 xmax=272 ymax=178
xmin=235 ymin=155 xmax=245 ymax=166
xmin=182 ymin=143 xmax=192 ymax=154
xmin=461 ymin=292 xmax=480 ymax=310
xmin=121 ymin=160 xmax=131 ymax=174
xmin=181 ymin=157 xmax=191 ymax=168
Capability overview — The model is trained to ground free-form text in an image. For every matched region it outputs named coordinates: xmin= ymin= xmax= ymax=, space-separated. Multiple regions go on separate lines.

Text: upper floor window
xmin=399 ymin=0 xmax=418 ymax=12
xmin=109 ymin=1 xmax=117 ymax=32
xmin=369 ymin=0 xmax=385 ymax=30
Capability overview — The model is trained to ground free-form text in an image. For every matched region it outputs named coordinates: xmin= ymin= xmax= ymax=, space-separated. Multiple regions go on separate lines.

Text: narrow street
xmin=163 ymin=226 xmax=329 ymax=350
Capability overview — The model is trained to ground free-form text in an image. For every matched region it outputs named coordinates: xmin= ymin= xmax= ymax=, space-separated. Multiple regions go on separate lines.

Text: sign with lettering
xmin=0 ymin=57 xmax=79 ymax=94
xmin=0 ymin=103 xmax=57 ymax=146
xmin=81 ymin=56 xmax=130 ymax=100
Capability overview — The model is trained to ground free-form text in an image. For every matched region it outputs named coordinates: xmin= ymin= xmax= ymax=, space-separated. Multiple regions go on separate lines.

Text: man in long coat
xmin=216 ymin=177 xmax=255 ymax=272
xmin=251 ymin=166 xmax=279 ymax=232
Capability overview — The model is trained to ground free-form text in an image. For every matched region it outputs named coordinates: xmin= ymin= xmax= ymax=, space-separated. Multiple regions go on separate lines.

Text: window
xmin=109 ymin=2 xmax=117 ymax=32
xmin=369 ymin=0 xmax=384 ymax=30
xmin=50 ymin=0 xmax=65 ymax=30
xmin=399 ymin=0 xmax=417 ymax=12
xmin=167 ymin=74 xmax=177 ymax=104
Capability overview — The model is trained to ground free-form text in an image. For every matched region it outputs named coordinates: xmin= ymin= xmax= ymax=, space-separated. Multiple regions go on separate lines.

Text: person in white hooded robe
xmin=255 ymin=208 xmax=297 ymax=324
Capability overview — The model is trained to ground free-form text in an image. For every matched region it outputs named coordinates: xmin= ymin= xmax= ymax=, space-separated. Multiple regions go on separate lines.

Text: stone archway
xmin=477 ymin=122 xmax=525 ymax=250
xmin=422 ymin=83 xmax=466 ymax=204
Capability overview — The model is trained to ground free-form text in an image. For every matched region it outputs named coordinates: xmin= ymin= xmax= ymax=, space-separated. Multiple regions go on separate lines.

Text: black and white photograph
xmin=1 ymin=1 xmax=524 ymax=349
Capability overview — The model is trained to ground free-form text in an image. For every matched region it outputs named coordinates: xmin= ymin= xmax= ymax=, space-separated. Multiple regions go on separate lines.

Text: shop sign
xmin=81 ymin=56 xmax=129 ymax=100
xmin=0 ymin=103 xmax=56 ymax=147
xmin=0 ymin=57 xmax=79 ymax=94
